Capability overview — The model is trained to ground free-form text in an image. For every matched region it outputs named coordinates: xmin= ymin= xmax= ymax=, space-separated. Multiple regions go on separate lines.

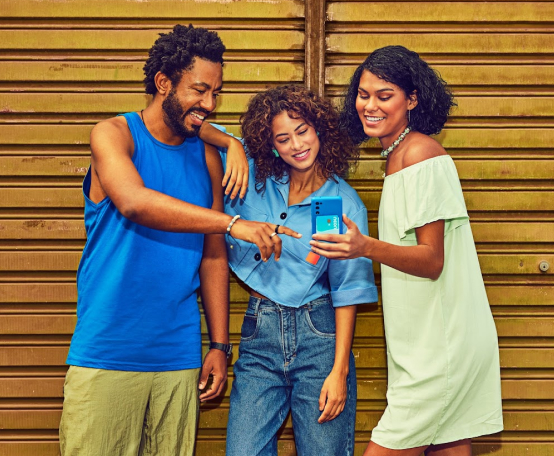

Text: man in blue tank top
xmin=59 ymin=24 xmax=299 ymax=456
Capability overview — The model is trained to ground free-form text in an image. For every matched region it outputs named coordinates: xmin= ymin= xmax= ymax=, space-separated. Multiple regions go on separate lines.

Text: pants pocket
xmin=240 ymin=313 xmax=260 ymax=341
xmin=305 ymin=301 xmax=336 ymax=337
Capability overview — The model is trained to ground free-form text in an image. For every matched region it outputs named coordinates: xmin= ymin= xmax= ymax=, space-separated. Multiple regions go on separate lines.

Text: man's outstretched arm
xmin=90 ymin=116 xmax=300 ymax=260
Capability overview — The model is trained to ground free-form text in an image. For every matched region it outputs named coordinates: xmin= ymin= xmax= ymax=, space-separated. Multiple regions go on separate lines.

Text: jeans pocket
xmin=240 ymin=314 xmax=259 ymax=341
xmin=305 ymin=302 xmax=336 ymax=337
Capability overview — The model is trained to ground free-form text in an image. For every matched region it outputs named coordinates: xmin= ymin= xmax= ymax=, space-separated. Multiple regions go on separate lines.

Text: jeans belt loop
xmin=252 ymin=296 xmax=261 ymax=316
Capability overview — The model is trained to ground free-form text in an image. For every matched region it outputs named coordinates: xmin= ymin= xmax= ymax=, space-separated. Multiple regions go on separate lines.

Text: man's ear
xmin=408 ymin=90 xmax=418 ymax=109
xmin=154 ymin=72 xmax=172 ymax=96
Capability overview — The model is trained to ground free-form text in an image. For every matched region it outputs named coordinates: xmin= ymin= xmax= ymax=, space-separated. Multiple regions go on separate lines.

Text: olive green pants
xmin=59 ymin=365 xmax=200 ymax=456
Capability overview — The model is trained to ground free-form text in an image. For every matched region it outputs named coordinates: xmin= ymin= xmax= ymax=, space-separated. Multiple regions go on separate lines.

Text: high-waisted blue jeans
xmin=226 ymin=295 xmax=357 ymax=456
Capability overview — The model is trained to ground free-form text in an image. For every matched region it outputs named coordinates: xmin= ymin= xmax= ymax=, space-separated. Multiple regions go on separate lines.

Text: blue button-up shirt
xmin=221 ymin=151 xmax=378 ymax=309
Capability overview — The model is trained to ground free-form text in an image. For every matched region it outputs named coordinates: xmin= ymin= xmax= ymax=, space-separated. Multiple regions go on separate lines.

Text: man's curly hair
xmin=143 ymin=24 xmax=225 ymax=95
xmin=241 ymin=85 xmax=359 ymax=192
xmin=341 ymin=45 xmax=456 ymax=144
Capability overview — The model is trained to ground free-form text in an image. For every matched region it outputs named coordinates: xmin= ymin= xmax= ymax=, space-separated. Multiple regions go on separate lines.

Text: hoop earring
xmin=272 ymin=148 xmax=279 ymax=157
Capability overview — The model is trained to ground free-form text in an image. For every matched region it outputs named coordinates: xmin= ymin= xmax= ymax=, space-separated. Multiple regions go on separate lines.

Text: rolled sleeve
xmin=328 ymin=207 xmax=378 ymax=307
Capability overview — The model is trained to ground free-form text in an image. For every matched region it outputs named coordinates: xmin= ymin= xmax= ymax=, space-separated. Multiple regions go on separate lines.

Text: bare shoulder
xmin=401 ymin=132 xmax=447 ymax=170
xmin=90 ymin=116 xmax=133 ymax=157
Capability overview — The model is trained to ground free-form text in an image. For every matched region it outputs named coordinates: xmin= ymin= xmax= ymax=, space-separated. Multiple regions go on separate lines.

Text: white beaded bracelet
xmin=226 ymin=215 xmax=241 ymax=234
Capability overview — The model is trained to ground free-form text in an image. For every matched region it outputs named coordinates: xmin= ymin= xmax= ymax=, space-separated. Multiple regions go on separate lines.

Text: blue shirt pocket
xmin=256 ymin=237 xmax=325 ymax=306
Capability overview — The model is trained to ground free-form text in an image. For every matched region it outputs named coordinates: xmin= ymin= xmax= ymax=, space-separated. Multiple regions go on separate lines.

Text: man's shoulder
xmin=91 ymin=115 xmax=132 ymax=142
xmin=90 ymin=115 xmax=134 ymax=153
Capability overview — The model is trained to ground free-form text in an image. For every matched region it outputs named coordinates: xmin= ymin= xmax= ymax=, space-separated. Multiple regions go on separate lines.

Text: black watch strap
xmin=209 ymin=342 xmax=233 ymax=358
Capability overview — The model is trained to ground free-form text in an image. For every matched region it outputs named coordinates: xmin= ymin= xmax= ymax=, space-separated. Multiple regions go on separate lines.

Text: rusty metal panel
xmin=327 ymin=1 xmax=554 ymax=454
xmin=0 ymin=1 xmax=307 ymax=454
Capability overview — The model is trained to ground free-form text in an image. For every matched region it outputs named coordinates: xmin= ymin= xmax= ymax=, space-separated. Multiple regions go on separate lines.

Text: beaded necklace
xmin=380 ymin=126 xmax=412 ymax=158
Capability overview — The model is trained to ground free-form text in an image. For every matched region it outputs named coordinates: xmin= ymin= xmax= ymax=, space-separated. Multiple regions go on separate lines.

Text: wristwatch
xmin=209 ymin=342 xmax=233 ymax=358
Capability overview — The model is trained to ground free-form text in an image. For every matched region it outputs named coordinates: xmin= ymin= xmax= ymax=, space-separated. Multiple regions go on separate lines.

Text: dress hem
xmin=370 ymin=423 xmax=504 ymax=450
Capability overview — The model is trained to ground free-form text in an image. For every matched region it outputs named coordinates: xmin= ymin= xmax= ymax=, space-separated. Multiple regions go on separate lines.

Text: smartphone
xmin=311 ymin=196 xmax=343 ymax=236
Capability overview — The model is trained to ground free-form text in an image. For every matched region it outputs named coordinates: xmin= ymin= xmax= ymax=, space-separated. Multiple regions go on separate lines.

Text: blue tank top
xmin=67 ymin=112 xmax=213 ymax=371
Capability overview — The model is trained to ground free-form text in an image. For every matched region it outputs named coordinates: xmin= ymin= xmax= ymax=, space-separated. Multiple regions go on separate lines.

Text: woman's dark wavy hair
xmin=341 ymin=45 xmax=456 ymax=144
xmin=241 ymin=85 xmax=359 ymax=192
xmin=143 ymin=24 xmax=226 ymax=95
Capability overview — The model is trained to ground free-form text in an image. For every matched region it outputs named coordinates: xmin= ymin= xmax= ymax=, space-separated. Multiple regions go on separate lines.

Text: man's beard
xmin=162 ymin=89 xmax=209 ymax=139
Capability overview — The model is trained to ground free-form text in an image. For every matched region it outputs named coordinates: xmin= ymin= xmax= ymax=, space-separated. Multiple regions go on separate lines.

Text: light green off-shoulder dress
xmin=370 ymin=155 xmax=503 ymax=449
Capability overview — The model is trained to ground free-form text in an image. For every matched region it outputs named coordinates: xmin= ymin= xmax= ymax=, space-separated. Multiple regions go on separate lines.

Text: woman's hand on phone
xmin=310 ymin=214 xmax=369 ymax=260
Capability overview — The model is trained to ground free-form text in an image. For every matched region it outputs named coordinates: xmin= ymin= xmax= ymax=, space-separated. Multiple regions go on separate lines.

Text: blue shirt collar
xmin=269 ymin=174 xmax=339 ymax=207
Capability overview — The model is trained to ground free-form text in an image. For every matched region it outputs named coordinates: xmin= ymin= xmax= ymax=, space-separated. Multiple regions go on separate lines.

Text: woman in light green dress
xmin=310 ymin=46 xmax=503 ymax=456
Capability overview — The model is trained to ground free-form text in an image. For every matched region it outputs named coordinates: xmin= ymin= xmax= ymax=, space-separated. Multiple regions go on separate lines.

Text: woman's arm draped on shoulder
xmin=199 ymin=121 xmax=249 ymax=199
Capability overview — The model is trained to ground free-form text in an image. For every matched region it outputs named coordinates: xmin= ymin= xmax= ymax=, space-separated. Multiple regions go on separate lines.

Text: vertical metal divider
xmin=304 ymin=0 xmax=327 ymax=97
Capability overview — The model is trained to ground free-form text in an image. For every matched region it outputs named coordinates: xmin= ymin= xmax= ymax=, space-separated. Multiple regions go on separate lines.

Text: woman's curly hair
xmin=341 ymin=45 xmax=456 ymax=144
xmin=143 ymin=24 xmax=226 ymax=95
xmin=241 ymin=85 xmax=359 ymax=192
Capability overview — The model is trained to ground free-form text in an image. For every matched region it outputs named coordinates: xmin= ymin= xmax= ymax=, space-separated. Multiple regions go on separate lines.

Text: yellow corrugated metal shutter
xmin=1 ymin=0 xmax=553 ymax=455
xmin=326 ymin=1 xmax=554 ymax=454
xmin=0 ymin=1 xmax=304 ymax=454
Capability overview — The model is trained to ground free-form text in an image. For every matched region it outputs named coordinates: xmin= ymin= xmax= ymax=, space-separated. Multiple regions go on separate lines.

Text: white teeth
xmin=191 ymin=112 xmax=205 ymax=120
xmin=365 ymin=116 xmax=384 ymax=121
xmin=293 ymin=150 xmax=308 ymax=158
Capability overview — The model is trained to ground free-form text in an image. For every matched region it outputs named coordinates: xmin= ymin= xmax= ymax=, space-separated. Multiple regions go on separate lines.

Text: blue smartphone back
xmin=311 ymin=196 xmax=343 ymax=235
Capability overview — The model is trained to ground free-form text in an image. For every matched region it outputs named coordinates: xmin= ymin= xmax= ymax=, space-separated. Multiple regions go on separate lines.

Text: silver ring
xmin=270 ymin=232 xmax=277 ymax=238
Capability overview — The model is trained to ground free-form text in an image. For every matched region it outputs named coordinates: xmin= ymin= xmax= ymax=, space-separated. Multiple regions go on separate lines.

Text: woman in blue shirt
xmin=201 ymin=85 xmax=378 ymax=456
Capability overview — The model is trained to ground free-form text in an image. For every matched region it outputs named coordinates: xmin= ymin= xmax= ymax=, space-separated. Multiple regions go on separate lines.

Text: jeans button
xmin=254 ymin=253 xmax=261 ymax=261
xmin=280 ymin=212 xmax=287 ymax=220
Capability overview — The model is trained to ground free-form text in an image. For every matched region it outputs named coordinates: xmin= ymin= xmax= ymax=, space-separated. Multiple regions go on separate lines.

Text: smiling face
xmin=161 ymin=57 xmax=223 ymax=138
xmin=355 ymin=70 xmax=417 ymax=148
xmin=271 ymin=112 xmax=320 ymax=174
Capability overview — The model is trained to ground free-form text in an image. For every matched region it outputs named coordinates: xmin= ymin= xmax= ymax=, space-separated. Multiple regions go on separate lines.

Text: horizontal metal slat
xmin=2 ymin=188 xmax=552 ymax=211
xmin=1 ymin=251 xmax=552 ymax=275
xmin=327 ymin=2 xmax=554 ymax=23
xmin=0 ymin=30 xmax=305 ymax=51
xmin=359 ymin=191 xmax=554 ymax=212
xmin=327 ymin=33 xmax=554 ymax=54
xmin=3 ymin=157 xmax=553 ymax=181
xmin=326 ymin=64 xmax=554 ymax=86
xmin=2 ymin=0 xmax=304 ymax=19
xmin=350 ymin=160 xmax=554 ymax=181
xmin=1 ymin=314 xmax=552 ymax=338
xmin=3 ymin=93 xmax=554 ymax=117
xmin=2 ymin=346 xmax=552 ymax=368
xmin=2 ymin=125 xmax=553 ymax=148
xmin=0 ymin=61 xmax=304 ymax=83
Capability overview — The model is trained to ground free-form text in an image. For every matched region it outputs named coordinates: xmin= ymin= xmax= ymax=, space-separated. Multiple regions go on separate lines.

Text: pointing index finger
xmin=278 ymin=226 xmax=302 ymax=238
